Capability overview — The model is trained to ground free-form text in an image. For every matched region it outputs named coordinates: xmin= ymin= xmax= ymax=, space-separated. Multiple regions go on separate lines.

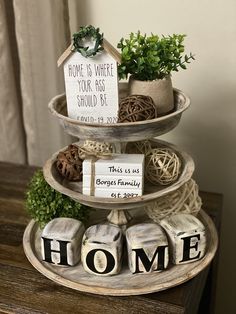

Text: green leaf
xmin=117 ymin=31 xmax=194 ymax=80
xmin=25 ymin=170 xmax=91 ymax=229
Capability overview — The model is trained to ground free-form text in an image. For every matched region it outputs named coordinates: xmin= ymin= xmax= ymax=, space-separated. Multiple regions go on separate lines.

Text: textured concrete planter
xmin=128 ymin=75 xmax=174 ymax=116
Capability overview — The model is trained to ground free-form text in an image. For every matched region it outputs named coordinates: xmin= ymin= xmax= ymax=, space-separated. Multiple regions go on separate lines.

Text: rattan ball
xmin=78 ymin=140 xmax=113 ymax=159
xmin=125 ymin=140 xmax=152 ymax=155
xmin=118 ymin=95 xmax=157 ymax=123
xmin=56 ymin=144 xmax=83 ymax=181
xmin=145 ymin=148 xmax=181 ymax=185
xmin=145 ymin=179 xmax=202 ymax=222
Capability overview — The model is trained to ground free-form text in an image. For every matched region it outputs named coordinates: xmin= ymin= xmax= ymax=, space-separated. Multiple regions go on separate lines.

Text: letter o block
xmin=81 ymin=224 xmax=123 ymax=276
xmin=160 ymin=214 xmax=206 ymax=264
xmin=126 ymin=223 xmax=169 ymax=274
xmin=41 ymin=218 xmax=85 ymax=266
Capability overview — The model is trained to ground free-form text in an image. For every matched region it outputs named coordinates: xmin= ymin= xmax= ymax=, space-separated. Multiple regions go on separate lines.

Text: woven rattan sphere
xmin=125 ymin=140 xmax=152 ymax=155
xmin=56 ymin=144 xmax=83 ymax=181
xmin=118 ymin=95 xmax=157 ymax=123
xmin=145 ymin=179 xmax=202 ymax=222
xmin=145 ymin=148 xmax=181 ymax=185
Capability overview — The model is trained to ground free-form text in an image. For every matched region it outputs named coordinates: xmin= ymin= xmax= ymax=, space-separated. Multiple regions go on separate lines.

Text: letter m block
xmin=126 ymin=223 xmax=169 ymax=274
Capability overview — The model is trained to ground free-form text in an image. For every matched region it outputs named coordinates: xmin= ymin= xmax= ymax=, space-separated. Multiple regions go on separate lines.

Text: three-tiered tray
xmin=23 ymin=86 xmax=218 ymax=296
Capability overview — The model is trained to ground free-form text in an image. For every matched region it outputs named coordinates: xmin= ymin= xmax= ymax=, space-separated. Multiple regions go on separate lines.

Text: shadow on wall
xmin=165 ymin=82 xmax=235 ymax=195
xmin=69 ymin=0 xmax=91 ymax=32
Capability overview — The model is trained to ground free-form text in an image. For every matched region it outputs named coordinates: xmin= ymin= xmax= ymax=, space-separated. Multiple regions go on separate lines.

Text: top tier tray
xmin=48 ymin=88 xmax=190 ymax=142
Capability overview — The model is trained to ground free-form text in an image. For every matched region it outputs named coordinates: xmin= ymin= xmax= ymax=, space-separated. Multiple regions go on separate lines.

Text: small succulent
xmin=117 ymin=31 xmax=195 ymax=81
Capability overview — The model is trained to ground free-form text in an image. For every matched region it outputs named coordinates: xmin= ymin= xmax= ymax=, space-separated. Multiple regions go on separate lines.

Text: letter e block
xmin=41 ymin=218 xmax=85 ymax=266
xmin=160 ymin=214 xmax=206 ymax=264
xmin=126 ymin=223 xmax=169 ymax=274
xmin=81 ymin=224 xmax=123 ymax=276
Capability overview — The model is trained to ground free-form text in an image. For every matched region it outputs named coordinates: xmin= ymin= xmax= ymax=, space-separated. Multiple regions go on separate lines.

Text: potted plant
xmin=117 ymin=32 xmax=194 ymax=115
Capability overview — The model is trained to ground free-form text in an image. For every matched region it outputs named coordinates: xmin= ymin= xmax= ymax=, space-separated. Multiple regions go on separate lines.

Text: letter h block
xmin=126 ymin=223 xmax=169 ymax=274
xmin=81 ymin=224 xmax=123 ymax=276
xmin=41 ymin=218 xmax=85 ymax=266
xmin=160 ymin=214 xmax=206 ymax=264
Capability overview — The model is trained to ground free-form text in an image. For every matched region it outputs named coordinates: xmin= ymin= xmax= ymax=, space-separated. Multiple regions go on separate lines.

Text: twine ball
xmin=145 ymin=179 xmax=202 ymax=222
xmin=78 ymin=140 xmax=113 ymax=159
xmin=56 ymin=144 xmax=83 ymax=181
xmin=125 ymin=140 xmax=152 ymax=154
xmin=145 ymin=148 xmax=181 ymax=185
xmin=118 ymin=95 xmax=157 ymax=123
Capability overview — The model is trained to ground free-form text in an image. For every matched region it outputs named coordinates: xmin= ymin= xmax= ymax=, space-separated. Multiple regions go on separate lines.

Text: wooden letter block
xmin=126 ymin=223 xmax=169 ymax=274
xmin=41 ymin=218 xmax=85 ymax=266
xmin=81 ymin=224 xmax=123 ymax=276
xmin=160 ymin=214 xmax=206 ymax=264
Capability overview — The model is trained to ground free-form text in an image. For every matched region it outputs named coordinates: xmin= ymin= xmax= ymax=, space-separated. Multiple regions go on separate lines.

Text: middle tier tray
xmin=43 ymin=139 xmax=194 ymax=210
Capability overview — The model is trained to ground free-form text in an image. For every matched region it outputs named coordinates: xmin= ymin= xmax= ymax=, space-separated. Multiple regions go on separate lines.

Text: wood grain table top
xmin=0 ymin=162 xmax=223 ymax=314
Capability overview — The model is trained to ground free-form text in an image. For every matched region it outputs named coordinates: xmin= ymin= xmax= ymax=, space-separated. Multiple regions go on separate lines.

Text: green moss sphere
xmin=25 ymin=170 xmax=90 ymax=228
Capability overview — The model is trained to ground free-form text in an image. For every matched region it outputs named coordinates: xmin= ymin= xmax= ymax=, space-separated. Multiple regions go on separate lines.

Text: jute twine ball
xmin=56 ymin=144 xmax=83 ymax=181
xmin=125 ymin=140 xmax=152 ymax=154
xmin=133 ymin=140 xmax=152 ymax=154
xmin=145 ymin=148 xmax=181 ymax=185
xmin=118 ymin=95 xmax=157 ymax=123
xmin=145 ymin=179 xmax=202 ymax=222
xmin=78 ymin=140 xmax=113 ymax=159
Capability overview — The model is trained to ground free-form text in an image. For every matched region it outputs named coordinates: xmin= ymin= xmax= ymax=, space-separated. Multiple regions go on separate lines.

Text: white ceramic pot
xmin=128 ymin=75 xmax=174 ymax=116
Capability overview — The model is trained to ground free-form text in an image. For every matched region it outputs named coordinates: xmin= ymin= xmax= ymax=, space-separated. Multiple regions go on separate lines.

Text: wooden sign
xmin=126 ymin=223 xmax=169 ymax=274
xmin=41 ymin=218 xmax=85 ymax=266
xmin=63 ymin=41 xmax=119 ymax=124
xmin=82 ymin=154 xmax=144 ymax=198
xmin=81 ymin=224 xmax=123 ymax=276
xmin=160 ymin=214 xmax=206 ymax=264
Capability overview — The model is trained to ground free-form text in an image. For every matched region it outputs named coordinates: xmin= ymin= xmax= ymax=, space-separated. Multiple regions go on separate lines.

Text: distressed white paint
xmin=41 ymin=218 xmax=85 ymax=266
xmin=81 ymin=224 xmax=123 ymax=276
xmin=160 ymin=214 xmax=206 ymax=264
xmin=83 ymin=154 xmax=144 ymax=176
xmin=83 ymin=175 xmax=143 ymax=189
xmin=82 ymin=154 xmax=144 ymax=197
xmin=126 ymin=223 xmax=169 ymax=274
xmin=63 ymin=48 xmax=119 ymax=123
xmin=83 ymin=188 xmax=142 ymax=198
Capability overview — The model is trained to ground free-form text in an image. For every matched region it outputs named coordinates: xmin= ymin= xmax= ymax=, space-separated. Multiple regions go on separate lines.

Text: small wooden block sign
xmin=41 ymin=218 xmax=85 ymax=266
xmin=160 ymin=214 xmax=206 ymax=264
xmin=83 ymin=188 xmax=142 ymax=198
xmin=63 ymin=40 xmax=119 ymax=124
xmin=82 ymin=154 xmax=145 ymax=198
xmin=81 ymin=224 xmax=123 ymax=276
xmin=126 ymin=223 xmax=169 ymax=274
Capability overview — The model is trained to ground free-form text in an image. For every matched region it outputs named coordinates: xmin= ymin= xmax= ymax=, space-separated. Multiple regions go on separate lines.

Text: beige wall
xmin=68 ymin=0 xmax=236 ymax=312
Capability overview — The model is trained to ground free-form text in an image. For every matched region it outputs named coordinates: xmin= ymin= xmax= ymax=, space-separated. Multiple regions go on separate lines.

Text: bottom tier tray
xmin=23 ymin=210 xmax=218 ymax=296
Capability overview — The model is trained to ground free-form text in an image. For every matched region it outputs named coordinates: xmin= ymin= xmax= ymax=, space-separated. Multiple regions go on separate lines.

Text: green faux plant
xmin=117 ymin=32 xmax=195 ymax=81
xmin=25 ymin=170 xmax=90 ymax=228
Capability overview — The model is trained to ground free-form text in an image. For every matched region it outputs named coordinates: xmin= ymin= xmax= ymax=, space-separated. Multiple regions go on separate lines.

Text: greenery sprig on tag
xmin=25 ymin=170 xmax=91 ymax=228
xmin=72 ymin=25 xmax=104 ymax=57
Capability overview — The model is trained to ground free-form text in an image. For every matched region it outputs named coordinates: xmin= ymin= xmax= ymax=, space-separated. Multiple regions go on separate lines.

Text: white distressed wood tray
xmin=43 ymin=139 xmax=194 ymax=210
xmin=48 ymin=88 xmax=189 ymax=142
xmin=23 ymin=210 xmax=218 ymax=296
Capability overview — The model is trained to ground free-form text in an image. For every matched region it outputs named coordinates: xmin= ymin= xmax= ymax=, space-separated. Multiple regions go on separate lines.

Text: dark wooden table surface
xmin=0 ymin=162 xmax=222 ymax=314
